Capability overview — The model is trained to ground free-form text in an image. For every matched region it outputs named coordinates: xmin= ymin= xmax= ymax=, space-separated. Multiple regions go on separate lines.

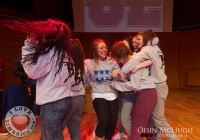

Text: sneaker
xmin=112 ymin=132 xmax=124 ymax=140
xmin=123 ymin=133 xmax=129 ymax=138
xmin=0 ymin=126 xmax=9 ymax=136
xmin=112 ymin=132 xmax=129 ymax=140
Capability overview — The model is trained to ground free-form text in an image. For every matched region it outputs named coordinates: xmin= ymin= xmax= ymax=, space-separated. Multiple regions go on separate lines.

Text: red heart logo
xmin=11 ymin=115 xmax=30 ymax=131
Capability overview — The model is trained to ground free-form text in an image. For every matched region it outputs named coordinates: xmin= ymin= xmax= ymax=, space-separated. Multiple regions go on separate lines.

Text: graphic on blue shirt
xmin=94 ymin=70 xmax=112 ymax=82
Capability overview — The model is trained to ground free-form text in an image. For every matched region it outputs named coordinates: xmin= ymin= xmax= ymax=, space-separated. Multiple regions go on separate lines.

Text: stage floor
xmin=1 ymin=87 xmax=200 ymax=140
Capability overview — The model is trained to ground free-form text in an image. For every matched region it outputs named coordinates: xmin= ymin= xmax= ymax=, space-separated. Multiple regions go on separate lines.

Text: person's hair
xmin=111 ymin=41 xmax=133 ymax=62
xmin=89 ymin=38 xmax=108 ymax=68
xmin=123 ymin=35 xmax=134 ymax=52
xmin=3 ymin=18 xmax=72 ymax=82
xmin=69 ymin=38 xmax=85 ymax=80
xmin=137 ymin=29 xmax=157 ymax=47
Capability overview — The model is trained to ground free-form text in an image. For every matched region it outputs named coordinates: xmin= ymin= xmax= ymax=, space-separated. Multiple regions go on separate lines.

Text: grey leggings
xmin=62 ymin=95 xmax=85 ymax=140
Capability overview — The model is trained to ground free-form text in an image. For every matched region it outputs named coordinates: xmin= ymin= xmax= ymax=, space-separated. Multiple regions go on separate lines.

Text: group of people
xmin=2 ymin=18 xmax=178 ymax=140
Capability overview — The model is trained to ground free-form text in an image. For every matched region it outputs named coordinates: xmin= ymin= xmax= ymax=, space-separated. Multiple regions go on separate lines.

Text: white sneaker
xmin=123 ymin=133 xmax=129 ymax=138
xmin=112 ymin=132 xmax=124 ymax=140
xmin=112 ymin=132 xmax=129 ymax=140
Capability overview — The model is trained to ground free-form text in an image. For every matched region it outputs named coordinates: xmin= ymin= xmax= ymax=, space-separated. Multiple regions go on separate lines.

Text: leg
xmin=40 ymin=97 xmax=72 ymax=140
xmin=65 ymin=96 xmax=85 ymax=140
xmin=23 ymin=87 xmax=34 ymax=112
xmin=131 ymin=89 xmax=157 ymax=140
xmin=117 ymin=93 xmax=124 ymax=133
xmin=112 ymin=93 xmax=125 ymax=140
xmin=121 ymin=98 xmax=133 ymax=137
xmin=152 ymin=84 xmax=179 ymax=140
xmin=105 ymin=98 xmax=118 ymax=139
xmin=93 ymin=98 xmax=109 ymax=139
xmin=121 ymin=93 xmax=137 ymax=137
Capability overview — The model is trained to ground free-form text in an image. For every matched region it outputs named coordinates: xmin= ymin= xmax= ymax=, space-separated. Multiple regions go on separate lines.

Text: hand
xmin=111 ymin=70 xmax=120 ymax=78
xmin=26 ymin=34 xmax=38 ymax=44
xmin=109 ymin=83 xmax=113 ymax=87
xmin=119 ymin=76 xmax=128 ymax=82
xmin=28 ymin=87 xmax=31 ymax=95
xmin=28 ymin=75 xmax=31 ymax=79
xmin=131 ymin=65 xmax=140 ymax=74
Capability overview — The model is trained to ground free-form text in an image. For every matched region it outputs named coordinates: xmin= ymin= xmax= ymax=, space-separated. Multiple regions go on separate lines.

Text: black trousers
xmin=92 ymin=98 xmax=118 ymax=140
xmin=23 ymin=84 xmax=36 ymax=112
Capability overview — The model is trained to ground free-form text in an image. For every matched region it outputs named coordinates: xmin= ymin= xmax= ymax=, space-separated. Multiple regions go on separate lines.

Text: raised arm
xmin=131 ymin=60 xmax=152 ymax=74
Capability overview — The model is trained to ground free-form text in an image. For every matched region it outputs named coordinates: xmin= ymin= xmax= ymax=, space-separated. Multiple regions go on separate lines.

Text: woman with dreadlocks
xmin=4 ymin=19 xmax=75 ymax=140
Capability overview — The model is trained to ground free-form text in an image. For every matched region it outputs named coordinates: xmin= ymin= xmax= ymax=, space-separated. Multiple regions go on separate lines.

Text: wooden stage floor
xmin=1 ymin=87 xmax=200 ymax=140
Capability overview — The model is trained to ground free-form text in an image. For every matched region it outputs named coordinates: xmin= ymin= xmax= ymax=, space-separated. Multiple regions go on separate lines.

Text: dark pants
xmin=131 ymin=89 xmax=158 ymax=140
xmin=23 ymin=84 xmax=37 ymax=113
xmin=93 ymin=98 xmax=118 ymax=139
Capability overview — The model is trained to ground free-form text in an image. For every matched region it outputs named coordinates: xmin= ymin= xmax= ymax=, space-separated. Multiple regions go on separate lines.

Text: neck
xmin=98 ymin=57 xmax=107 ymax=61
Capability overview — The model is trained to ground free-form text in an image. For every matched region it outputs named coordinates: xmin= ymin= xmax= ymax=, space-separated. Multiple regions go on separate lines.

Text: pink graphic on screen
xmin=84 ymin=0 xmax=163 ymax=32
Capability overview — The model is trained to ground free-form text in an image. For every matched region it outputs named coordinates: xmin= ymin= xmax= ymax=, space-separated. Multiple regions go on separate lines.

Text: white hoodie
xmin=22 ymin=41 xmax=75 ymax=105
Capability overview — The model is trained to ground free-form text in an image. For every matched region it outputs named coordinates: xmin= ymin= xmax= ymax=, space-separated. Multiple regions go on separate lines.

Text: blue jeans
xmin=40 ymin=97 xmax=72 ymax=140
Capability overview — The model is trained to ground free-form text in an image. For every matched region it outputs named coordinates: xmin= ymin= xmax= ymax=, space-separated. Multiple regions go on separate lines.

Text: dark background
xmin=1 ymin=0 xmax=200 ymax=32
xmin=0 ymin=0 xmax=74 ymax=30
xmin=172 ymin=0 xmax=200 ymax=31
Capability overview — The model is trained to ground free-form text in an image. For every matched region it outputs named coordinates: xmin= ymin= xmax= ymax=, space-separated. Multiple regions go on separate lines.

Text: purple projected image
xmin=84 ymin=0 xmax=163 ymax=32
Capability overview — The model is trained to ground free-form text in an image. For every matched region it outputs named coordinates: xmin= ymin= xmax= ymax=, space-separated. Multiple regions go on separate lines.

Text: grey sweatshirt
xmin=84 ymin=57 xmax=120 ymax=93
xmin=111 ymin=66 xmax=155 ymax=92
xmin=122 ymin=45 xmax=167 ymax=85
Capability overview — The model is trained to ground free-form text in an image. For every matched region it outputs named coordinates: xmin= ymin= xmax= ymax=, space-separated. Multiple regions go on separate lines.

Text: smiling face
xmin=97 ymin=42 xmax=108 ymax=61
xmin=136 ymin=35 xmax=144 ymax=49
xmin=132 ymin=36 xmax=137 ymax=48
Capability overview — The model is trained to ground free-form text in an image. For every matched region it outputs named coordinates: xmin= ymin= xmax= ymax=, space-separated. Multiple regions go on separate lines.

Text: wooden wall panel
xmin=179 ymin=28 xmax=200 ymax=51
xmin=180 ymin=51 xmax=200 ymax=69
xmin=164 ymin=52 xmax=179 ymax=70
xmin=187 ymin=70 xmax=200 ymax=86
xmin=165 ymin=70 xmax=179 ymax=89
xmin=156 ymin=32 xmax=179 ymax=52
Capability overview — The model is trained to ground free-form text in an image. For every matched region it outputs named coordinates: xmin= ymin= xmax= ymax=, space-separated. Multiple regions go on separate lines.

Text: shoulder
xmin=84 ymin=59 xmax=93 ymax=64
xmin=107 ymin=57 xmax=117 ymax=64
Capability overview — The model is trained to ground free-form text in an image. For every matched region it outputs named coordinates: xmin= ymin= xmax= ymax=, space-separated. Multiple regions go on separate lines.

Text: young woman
xmin=122 ymin=29 xmax=179 ymax=140
xmin=112 ymin=36 xmax=136 ymax=139
xmin=4 ymin=19 xmax=75 ymax=140
xmin=110 ymin=41 xmax=158 ymax=140
xmin=62 ymin=38 xmax=86 ymax=140
xmin=84 ymin=38 xmax=119 ymax=140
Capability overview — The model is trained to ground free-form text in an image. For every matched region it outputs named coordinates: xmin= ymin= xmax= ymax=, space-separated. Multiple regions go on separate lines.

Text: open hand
xmin=26 ymin=34 xmax=38 ymax=44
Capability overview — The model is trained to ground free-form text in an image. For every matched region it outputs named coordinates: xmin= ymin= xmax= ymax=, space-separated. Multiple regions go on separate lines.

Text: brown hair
xmin=90 ymin=38 xmax=108 ymax=69
xmin=70 ymin=38 xmax=85 ymax=77
xmin=111 ymin=41 xmax=132 ymax=62
xmin=137 ymin=29 xmax=157 ymax=47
